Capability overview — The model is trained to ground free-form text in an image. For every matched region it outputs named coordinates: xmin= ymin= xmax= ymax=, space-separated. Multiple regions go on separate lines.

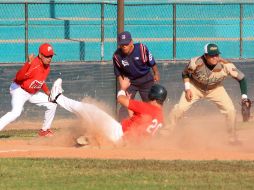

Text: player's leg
xmin=170 ymin=84 xmax=203 ymax=126
xmin=55 ymin=94 xmax=84 ymax=114
xmin=28 ymin=92 xmax=57 ymax=136
xmin=56 ymin=93 xmax=124 ymax=143
xmin=50 ymin=78 xmax=124 ymax=143
xmin=0 ymin=84 xmax=30 ymax=130
xmin=139 ymin=80 xmax=154 ymax=102
xmin=49 ymin=78 xmax=84 ymax=114
xmin=206 ymin=86 xmax=237 ymax=142
xmin=133 ymin=72 xmax=154 ymax=102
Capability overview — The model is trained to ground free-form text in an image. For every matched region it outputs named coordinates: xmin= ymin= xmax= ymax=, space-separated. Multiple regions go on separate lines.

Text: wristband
xmin=117 ymin=90 xmax=126 ymax=97
xmin=241 ymin=94 xmax=248 ymax=100
xmin=184 ymin=82 xmax=191 ymax=90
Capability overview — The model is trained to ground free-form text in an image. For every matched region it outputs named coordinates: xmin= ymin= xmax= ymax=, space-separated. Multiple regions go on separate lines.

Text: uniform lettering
xmin=29 ymin=80 xmax=44 ymax=89
xmin=149 ymin=52 xmax=153 ymax=62
xmin=121 ymin=59 xmax=129 ymax=67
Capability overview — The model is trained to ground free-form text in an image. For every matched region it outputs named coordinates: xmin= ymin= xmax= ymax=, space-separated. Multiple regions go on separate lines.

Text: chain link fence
xmin=0 ymin=1 xmax=253 ymax=120
xmin=0 ymin=2 xmax=254 ymax=63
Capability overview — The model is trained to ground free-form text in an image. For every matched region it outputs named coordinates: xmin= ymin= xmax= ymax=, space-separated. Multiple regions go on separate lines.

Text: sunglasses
xmin=43 ymin=55 xmax=53 ymax=59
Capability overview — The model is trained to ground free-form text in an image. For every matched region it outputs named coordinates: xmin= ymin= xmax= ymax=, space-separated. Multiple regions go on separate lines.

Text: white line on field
xmin=0 ymin=149 xmax=31 ymax=153
xmin=0 ymin=148 xmax=65 ymax=153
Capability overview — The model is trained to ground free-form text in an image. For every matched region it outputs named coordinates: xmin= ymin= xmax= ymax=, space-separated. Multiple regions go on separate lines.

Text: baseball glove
xmin=241 ymin=98 xmax=252 ymax=122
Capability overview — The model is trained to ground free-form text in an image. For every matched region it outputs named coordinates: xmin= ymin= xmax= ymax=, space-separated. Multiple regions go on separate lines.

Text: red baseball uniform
xmin=14 ymin=56 xmax=50 ymax=94
xmin=0 ymin=43 xmax=56 ymax=136
xmin=121 ymin=99 xmax=163 ymax=139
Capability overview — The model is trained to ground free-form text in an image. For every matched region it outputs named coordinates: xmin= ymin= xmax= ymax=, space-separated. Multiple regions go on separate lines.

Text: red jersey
xmin=121 ymin=100 xmax=163 ymax=139
xmin=14 ymin=57 xmax=50 ymax=94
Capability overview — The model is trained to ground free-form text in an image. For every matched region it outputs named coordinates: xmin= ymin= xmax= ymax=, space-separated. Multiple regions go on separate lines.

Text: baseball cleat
xmin=38 ymin=129 xmax=54 ymax=137
xmin=50 ymin=78 xmax=63 ymax=102
xmin=76 ymin=136 xmax=90 ymax=146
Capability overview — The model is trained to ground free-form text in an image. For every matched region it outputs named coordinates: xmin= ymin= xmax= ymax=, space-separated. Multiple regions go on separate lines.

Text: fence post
xmin=101 ymin=3 xmax=105 ymax=61
xmin=239 ymin=3 xmax=243 ymax=59
xmin=50 ymin=0 xmax=55 ymax=18
xmin=64 ymin=20 xmax=70 ymax=39
xmin=117 ymin=0 xmax=124 ymax=34
xmin=115 ymin=0 xmax=124 ymax=117
xmin=173 ymin=4 xmax=176 ymax=61
xmin=25 ymin=2 xmax=28 ymax=61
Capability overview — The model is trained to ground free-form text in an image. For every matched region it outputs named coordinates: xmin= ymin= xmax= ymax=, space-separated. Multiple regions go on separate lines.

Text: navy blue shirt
xmin=113 ymin=43 xmax=156 ymax=80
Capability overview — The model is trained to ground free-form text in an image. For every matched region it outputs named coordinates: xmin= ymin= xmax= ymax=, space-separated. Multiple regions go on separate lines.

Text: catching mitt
xmin=241 ymin=98 xmax=252 ymax=122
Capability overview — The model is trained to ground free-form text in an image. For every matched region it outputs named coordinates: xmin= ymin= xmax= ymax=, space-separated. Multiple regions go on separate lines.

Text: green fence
xmin=0 ymin=2 xmax=254 ymax=63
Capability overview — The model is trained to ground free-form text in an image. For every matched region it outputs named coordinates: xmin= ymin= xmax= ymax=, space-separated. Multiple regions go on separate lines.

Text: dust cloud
xmin=29 ymin=97 xmax=117 ymax=147
xmin=29 ymin=97 xmax=254 ymax=156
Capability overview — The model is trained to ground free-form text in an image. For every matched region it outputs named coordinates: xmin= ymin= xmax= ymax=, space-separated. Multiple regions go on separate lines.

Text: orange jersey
xmin=121 ymin=100 xmax=163 ymax=139
xmin=14 ymin=57 xmax=50 ymax=94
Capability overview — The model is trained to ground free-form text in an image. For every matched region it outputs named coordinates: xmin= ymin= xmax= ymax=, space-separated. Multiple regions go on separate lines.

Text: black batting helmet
xmin=148 ymin=84 xmax=167 ymax=105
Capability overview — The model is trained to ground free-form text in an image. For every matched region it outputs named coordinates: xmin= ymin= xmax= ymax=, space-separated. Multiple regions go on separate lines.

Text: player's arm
xmin=182 ymin=65 xmax=192 ymax=102
xmin=235 ymin=70 xmax=248 ymax=100
xmin=15 ymin=63 xmax=31 ymax=81
xmin=152 ymin=64 xmax=160 ymax=82
xmin=238 ymin=77 xmax=248 ymax=99
xmin=117 ymin=74 xmax=125 ymax=84
xmin=113 ymin=54 xmax=126 ymax=82
xmin=182 ymin=71 xmax=191 ymax=88
xmin=144 ymin=44 xmax=160 ymax=82
xmin=15 ymin=54 xmax=35 ymax=81
xmin=237 ymin=76 xmax=251 ymax=122
xmin=117 ymin=77 xmax=131 ymax=108
xmin=28 ymin=54 xmax=35 ymax=64
xmin=225 ymin=62 xmax=248 ymax=99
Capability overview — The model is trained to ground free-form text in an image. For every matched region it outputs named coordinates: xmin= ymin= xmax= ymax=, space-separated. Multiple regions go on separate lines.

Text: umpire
xmin=170 ymin=43 xmax=249 ymax=144
xmin=112 ymin=31 xmax=160 ymax=121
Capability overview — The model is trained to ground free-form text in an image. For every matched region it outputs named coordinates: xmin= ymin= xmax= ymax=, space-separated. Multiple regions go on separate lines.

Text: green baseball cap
xmin=204 ymin=43 xmax=221 ymax=56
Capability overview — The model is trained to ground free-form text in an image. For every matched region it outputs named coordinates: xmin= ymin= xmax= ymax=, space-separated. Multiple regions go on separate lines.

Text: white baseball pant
xmin=0 ymin=83 xmax=57 ymax=131
xmin=55 ymin=94 xmax=123 ymax=143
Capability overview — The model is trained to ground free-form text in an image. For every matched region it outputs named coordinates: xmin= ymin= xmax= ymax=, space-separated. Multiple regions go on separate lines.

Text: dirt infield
xmin=0 ymin=115 xmax=254 ymax=160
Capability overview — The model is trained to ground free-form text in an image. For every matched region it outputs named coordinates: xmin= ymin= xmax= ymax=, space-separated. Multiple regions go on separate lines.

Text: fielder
xmin=169 ymin=43 xmax=249 ymax=143
xmin=113 ymin=31 xmax=160 ymax=121
xmin=0 ymin=43 xmax=57 ymax=137
xmin=49 ymin=77 xmax=167 ymax=144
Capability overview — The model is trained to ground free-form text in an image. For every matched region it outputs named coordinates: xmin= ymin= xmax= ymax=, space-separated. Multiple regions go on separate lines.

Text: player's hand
xmin=185 ymin=89 xmax=193 ymax=102
xmin=154 ymin=73 xmax=160 ymax=82
xmin=119 ymin=76 xmax=131 ymax=91
xmin=126 ymin=91 xmax=132 ymax=99
xmin=28 ymin=54 xmax=35 ymax=64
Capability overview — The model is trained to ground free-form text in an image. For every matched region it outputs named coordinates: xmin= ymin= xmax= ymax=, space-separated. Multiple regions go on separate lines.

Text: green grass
xmin=0 ymin=159 xmax=254 ymax=190
xmin=0 ymin=129 xmax=38 ymax=139
xmin=0 ymin=128 xmax=60 ymax=140
xmin=1 ymin=125 xmax=254 ymax=189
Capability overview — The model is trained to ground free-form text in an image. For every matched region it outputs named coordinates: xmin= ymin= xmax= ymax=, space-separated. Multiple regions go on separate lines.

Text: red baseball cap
xmin=39 ymin=43 xmax=54 ymax=56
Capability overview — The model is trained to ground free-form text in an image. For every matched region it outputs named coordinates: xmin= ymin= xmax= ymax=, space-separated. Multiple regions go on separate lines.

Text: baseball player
xmin=113 ymin=31 xmax=160 ymax=121
xmin=169 ymin=43 xmax=249 ymax=143
xmin=49 ymin=77 xmax=167 ymax=144
xmin=0 ymin=43 xmax=57 ymax=137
